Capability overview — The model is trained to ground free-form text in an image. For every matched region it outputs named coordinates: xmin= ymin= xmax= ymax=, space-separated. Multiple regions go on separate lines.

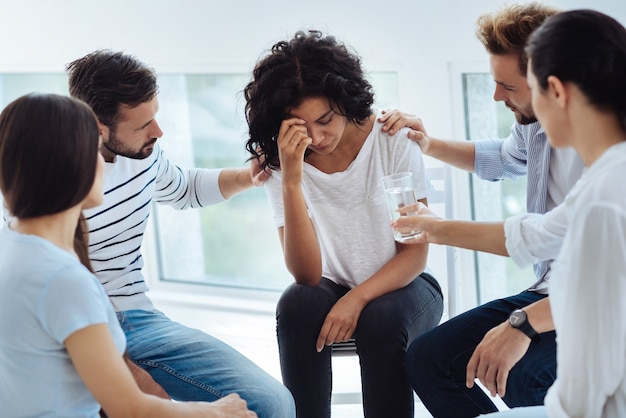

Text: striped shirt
xmin=82 ymin=143 xmax=225 ymax=311
xmin=473 ymin=122 xmax=584 ymax=291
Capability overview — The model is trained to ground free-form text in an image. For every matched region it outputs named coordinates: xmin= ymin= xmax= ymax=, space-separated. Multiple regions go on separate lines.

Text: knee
xmin=405 ymin=330 xmax=445 ymax=390
xmin=276 ymin=283 xmax=334 ymax=333
xmin=406 ymin=333 xmax=432 ymax=374
xmin=277 ymin=283 xmax=331 ymax=317
xmin=248 ymin=383 xmax=296 ymax=418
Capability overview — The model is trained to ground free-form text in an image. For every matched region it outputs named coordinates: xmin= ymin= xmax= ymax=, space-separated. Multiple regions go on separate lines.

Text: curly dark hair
xmin=244 ymin=30 xmax=374 ymax=170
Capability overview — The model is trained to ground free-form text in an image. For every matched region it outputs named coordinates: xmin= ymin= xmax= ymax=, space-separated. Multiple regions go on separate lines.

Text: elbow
xmin=292 ymin=273 xmax=321 ymax=286
xmin=288 ymin=267 xmax=322 ymax=286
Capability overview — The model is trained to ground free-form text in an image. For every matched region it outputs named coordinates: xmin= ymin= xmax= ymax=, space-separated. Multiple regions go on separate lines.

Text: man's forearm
xmin=522 ymin=297 xmax=554 ymax=333
xmin=218 ymin=167 xmax=253 ymax=200
xmin=427 ymin=137 xmax=476 ymax=173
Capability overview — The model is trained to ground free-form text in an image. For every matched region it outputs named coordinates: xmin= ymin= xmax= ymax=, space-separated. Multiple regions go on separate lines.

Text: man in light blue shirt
xmin=379 ymin=3 xmax=584 ymax=417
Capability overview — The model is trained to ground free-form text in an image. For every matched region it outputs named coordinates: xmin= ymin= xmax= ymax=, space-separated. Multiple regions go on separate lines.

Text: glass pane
xmin=154 ymin=72 xmax=400 ymax=291
xmin=0 ymin=74 xmax=68 ymax=104
xmin=462 ymin=73 xmax=535 ymax=303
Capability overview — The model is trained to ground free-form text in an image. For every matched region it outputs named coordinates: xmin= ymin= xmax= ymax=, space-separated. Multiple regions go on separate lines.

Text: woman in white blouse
xmin=490 ymin=8 xmax=626 ymax=417
xmin=396 ymin=8 xmax=626 ymax=418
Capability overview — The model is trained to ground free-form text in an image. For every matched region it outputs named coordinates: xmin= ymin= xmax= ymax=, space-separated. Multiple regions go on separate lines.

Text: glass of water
xmin=381 ymin=172 xmax=420 ymax=242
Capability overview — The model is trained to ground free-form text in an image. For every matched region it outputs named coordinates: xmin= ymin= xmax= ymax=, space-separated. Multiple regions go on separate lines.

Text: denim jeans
xmin=276 ymin=273 xmax=443 ymax=418
xmin=407 ymin=291 xmax=557 ymax=418
xmin=117 ymin=309 xmax=295 ymax=418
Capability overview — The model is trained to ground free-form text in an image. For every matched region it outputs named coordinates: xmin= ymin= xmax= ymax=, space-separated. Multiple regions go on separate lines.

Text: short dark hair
xmin=244 ymin=30 xmax=374 ymax=170
xmin=66 ymin=50 xmax=159 ymax=129
xmin=0 ymin=93 xmax=100 ymax=218
xmin=526 ymin=9 xmax=626 ymax=131
xmin=476 ymin=2 xmax=559 ymax=75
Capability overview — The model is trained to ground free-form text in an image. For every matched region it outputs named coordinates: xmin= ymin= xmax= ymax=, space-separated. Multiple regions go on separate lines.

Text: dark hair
xmin=66 ymin=50 xmax=159 ymax=129
xmin=244 ymin=30 xmax=374 ymax=170
xmin=526 ymin=9 xmax=626 ymax=131
xmin=476 ymin=2 xmax=559 ymax=75
xmin=0 ymin=93 xmax=100 ymax=218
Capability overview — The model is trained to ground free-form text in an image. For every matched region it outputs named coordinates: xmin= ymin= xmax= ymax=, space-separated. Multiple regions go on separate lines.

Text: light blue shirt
xmin=473 ymin=122 xmax=584 ymax=289
xmin=0 ymin=226 xmax=126 ymax=417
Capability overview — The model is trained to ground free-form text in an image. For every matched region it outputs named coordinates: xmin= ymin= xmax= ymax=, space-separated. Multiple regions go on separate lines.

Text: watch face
xmin=509 ymin=310 xmax=526 ymax=328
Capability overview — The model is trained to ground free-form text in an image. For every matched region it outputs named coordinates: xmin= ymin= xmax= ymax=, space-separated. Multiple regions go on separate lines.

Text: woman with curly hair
xmin=244 ymin=30 xmax=443 ymax=418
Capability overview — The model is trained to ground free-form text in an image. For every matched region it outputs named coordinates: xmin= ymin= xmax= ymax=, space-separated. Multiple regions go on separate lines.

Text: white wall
xmin=1 ymin=0 xmax=625 ymax=142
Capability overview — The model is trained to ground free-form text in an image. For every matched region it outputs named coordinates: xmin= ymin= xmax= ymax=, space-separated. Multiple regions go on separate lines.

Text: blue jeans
xmin=117 ymin=309 xmax=295 ymax=418
xmin=407 ymin=291 xmax=556 ymax=418
xmin=277 ymin=273 xmax=443 ymax=418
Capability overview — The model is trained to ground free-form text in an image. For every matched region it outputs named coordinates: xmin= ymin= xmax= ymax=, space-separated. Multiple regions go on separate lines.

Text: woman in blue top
xmin=0 ymin=93 xmax=256 ymax=417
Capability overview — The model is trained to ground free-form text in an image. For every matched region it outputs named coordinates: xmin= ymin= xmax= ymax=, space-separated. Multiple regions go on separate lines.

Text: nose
xmin=493 ymin=84 xmax=506 ymax=103
xmin=150 ymin=120 xmax=164 ymax=139
xmin=308 ymin=126 xmax=324 ymax=145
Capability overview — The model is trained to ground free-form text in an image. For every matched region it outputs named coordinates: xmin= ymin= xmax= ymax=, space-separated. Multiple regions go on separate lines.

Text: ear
xmin=546 ymin=75 xmax=568 ymax=109
xmin=97 ymin=120 xmax=109 ymax=139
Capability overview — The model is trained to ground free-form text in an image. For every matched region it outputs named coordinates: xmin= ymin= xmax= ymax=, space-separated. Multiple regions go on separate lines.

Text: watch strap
xmin=509 ymin=309 xmax=540 ymax=342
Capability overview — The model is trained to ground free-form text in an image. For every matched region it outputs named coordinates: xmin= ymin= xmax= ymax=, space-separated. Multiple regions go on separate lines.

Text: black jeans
xmin=276 ymin=273 xmax=443 ymax=418
xmin=407 ymin=291 xmax=557 ymax=418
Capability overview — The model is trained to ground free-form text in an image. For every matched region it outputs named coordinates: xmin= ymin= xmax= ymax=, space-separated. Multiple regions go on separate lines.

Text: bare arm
xmin=217 ymin=156 xmax=271 ymax=200
xmin=275 ymin=118 xmax=322 ymax=284
xmin=315 ymin=198 xmax=430 ymax=351
xmin=392 ymin=202 xmax=508 ymax=256
xmin=123 ymin=355 xmax=169 ymax=399
xmin=277 ymin=183 xmax=323 ymax=285
xmin=66 ymin=324 xmax=256 ymax=418
xmin=418 ymin=136 xmax=476 ymax=173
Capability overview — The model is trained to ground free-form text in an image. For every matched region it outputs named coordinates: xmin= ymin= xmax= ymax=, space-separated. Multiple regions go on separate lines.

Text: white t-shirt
xmin=264 ymin=110 xmax=434 ymax=288
xmin=0 ymin=225 xmax=126 ymax=418
xmin=543 ymin=142 xmax=626 ymax=418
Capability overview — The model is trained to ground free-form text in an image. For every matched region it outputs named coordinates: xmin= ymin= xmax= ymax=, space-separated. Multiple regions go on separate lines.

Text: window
xmin=152 ymin=71 xmax=401 ymax=291
xmin=0 ymin=69 xmax=529 ymax=307
xmin=461 ymin=72 xmax=535 ymax=304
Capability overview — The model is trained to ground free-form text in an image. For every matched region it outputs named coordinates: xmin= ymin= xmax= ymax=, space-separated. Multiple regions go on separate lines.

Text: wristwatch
xmin=508 ymin=309 xmax=540 ymax=342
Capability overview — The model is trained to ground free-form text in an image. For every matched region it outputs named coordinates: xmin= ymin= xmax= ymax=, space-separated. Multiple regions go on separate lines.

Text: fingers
xmin=496 ymin=368 xmax=509 ymax=398
xmin=378 ymin=109 xmax=420 ymax=135
xmin=397 ymin=202 xmax=419 ymax=215
xmin=316 ymin=320 xmax=354 ymax=352
xmin=279 ymin=119 xmax=310 ymax=150
xmin=277 ymin=118 xmax=312 ymax=171
xmin=466 ymin=351 xmax=479 ymax=389
xmin=251 ymin=167 xmax=272 ymax=187
xmin=407 ymin=129 xmax=427 ymax=142
xmin=381 ymin=113 xmax=407 ymax=134
xmin=466 ymin=352 xmax=509 ymax=398
xmin=481 ymin=363 xmax=498 ymax=397
xmin=391 ymin=217 xmax=417 ymax=232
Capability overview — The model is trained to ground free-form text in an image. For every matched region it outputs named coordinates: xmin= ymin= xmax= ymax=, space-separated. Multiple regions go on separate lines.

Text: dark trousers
xmin=407 ymin=291 xmax=557 ymax=418
xmin=276 ymin=273 xmax=443 ymax=418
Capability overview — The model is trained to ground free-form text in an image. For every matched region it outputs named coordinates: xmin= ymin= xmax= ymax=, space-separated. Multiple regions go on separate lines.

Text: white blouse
xmin=544 ymin=142 xmax=626 ymax=418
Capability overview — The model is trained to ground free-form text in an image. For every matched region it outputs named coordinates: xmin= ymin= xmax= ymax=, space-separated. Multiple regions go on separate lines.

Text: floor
xmin=151 ymin=292 xmax=506 ymax=417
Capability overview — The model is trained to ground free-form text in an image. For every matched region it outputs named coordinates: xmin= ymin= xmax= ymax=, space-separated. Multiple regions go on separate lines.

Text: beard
xmin=515 ymin=111 xmax=538 ymax=125
xmin=104 ymin=129 xmax=157 ymax=160
xmin=508 ymin=102 xmax=538 ymax=125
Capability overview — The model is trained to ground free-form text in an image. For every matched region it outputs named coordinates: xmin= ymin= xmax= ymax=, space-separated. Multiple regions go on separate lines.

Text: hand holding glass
xmin=381 ymin=172 xmax=421 ymax=242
